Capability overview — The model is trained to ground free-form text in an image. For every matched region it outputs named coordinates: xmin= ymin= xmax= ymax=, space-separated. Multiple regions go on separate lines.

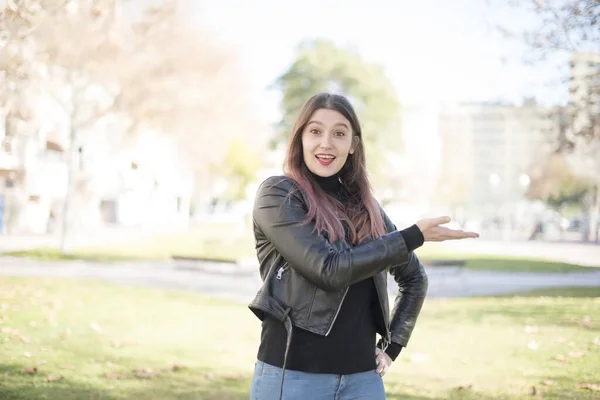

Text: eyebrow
xmin=307 ymin=120 xmax=350 ymax=130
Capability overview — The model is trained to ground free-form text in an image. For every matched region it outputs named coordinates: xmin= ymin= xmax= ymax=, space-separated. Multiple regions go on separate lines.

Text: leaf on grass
xmin=29 ymin=321 xmax=36 ymax=327
xmin=19 ymin=335 xmax=30 ymax=343
xmin=60 ymin=328 xmax=71 ymax=340
xmin=579 ymin=383 xmax=600 ymax=391
xmin=89 ymin=322 xmax=103 ymax=333
xmin=169 ymin=364 xmax=185 ymax=372
xmin=46 ymin=375 xmax=63 ymax=382
xmin=23 ymin=352 xmax=32 ymax=358
xmin=541 ymin=380 xmax=555 ymax=386
xmin=0 ymin=327 xmax=12 ymax=334
xmin=60 ymin=365 xmax=75 ymax=370
xmin=593 ymin=338 xmax=600 ymax=346
xmin=36 ymin=360 xmax=47 ymax=366
xmin=553 ymin=355 xmax=567 ymax=362
xmin=22 ymin=367 xmax=37 ymax=374
xmin=580 ymin=316 xmax=593 ymax=328
xmin=223 ymin=373 xmax=246 ymax=381
xmin=104 ymin=372 xmax=127 ymax=379
xmin=454 ymin=384 xmax=473 ymax=391
xmin=567 ymin=351 xmax=585 ymax=358
xmin=530 ymin=386 xmax=537 ymax=396
xmin=133 ymin=367 xmax=157 ymax=379
xmin=206 ymin=372 xmax=216 ymax=381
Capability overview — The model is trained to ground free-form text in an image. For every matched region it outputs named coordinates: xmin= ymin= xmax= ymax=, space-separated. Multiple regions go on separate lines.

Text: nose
xmin=319 ymin=132 xmax=334 ymax=149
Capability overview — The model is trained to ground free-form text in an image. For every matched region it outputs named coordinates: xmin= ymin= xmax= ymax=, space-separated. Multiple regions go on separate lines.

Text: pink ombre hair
xmin=283 ymin=93 xmax=386 ymax=244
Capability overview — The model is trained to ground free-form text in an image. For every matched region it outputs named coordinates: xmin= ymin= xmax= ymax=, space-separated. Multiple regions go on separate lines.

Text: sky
xmin=186 ymin=0 xmax=569 ymax=125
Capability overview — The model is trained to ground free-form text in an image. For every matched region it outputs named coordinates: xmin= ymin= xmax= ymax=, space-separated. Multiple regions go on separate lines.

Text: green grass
xmin=4 ymin=231 xmax=598 ymax=273
xmin=416 ymin=248 xmax=597 ymax=273
xmin=4 ymin=235 xmax=256 ymax=263
xmin=0 ymin=278 xmax=599 ymax=399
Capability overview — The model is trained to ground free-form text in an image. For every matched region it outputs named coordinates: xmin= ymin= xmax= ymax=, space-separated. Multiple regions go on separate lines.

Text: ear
xmin=349 ymin=135 xmax=360 ymax=154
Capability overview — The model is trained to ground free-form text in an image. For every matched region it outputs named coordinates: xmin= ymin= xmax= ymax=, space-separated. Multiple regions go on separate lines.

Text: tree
xmin=526 ymin=152 xmax=593 ymax=210
xmin=1 ymin=0 xmax=255 ymax=250
xmin=272 ymin=38 xmax=402 ymax=184
xmin=495 ymin=0 xmax=600 ymax=241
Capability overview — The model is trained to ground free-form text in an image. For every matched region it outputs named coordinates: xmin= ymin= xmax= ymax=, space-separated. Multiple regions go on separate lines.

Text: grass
xmin=3 ymin=230 xmax=598 ymax=273
xmin=4 ymin=235 xmax=256 ymax=264
xmin=0 ymin=277 xmax=599 ymax=399
xmin=415 ymin=248 xmax=597 ymax=273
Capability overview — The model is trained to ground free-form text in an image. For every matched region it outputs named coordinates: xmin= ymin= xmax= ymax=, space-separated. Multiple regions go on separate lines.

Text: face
xmin=301 ymin=108 xmax=356 ymax=178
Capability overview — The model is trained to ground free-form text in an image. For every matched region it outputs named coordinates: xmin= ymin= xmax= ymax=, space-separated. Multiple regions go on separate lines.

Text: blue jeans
xmin=249 ymin=360 xmax=386 ymax=400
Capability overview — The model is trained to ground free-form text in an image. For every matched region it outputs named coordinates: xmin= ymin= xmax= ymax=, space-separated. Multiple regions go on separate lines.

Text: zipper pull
xmin=276 ymin=267 xmax=285 ymax=280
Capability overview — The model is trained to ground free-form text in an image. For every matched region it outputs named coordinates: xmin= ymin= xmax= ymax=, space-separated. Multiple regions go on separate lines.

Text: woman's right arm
xmin=253 ymin=176 xmax=410 ymax=292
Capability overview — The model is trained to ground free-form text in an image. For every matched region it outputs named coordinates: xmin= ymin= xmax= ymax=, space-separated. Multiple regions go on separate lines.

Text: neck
xmin=310 ymin=170 xmax=342 ymax=194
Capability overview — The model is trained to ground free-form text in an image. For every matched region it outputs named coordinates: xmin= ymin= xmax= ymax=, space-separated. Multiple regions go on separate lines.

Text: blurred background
xmin=1 ymin=1 xmax=599 ymax=399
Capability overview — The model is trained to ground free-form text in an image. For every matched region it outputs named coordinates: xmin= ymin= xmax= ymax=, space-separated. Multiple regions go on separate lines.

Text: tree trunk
xmin=590 ymin=184 xmax=600 ymax=243
xmin=59 ymin=125 xmax=77 ymax=254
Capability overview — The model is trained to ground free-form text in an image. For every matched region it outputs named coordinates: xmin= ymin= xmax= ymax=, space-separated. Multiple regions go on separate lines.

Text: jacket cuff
xmin=399 ymin=224 xmax=424 ymax=252
xmin=377 ymin=339 xmax=404 ymax=361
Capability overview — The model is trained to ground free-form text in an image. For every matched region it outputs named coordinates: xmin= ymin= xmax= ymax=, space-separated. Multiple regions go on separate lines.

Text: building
xmin=437 ymin=99 xmax=559 ymax=234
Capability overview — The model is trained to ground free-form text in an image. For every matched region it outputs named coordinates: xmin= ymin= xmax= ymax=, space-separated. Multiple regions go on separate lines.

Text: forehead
xmin=307 ymin=109 xmax=351 ymax=128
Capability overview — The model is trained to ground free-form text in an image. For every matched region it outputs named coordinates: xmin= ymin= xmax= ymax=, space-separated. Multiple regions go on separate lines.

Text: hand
xmin=375 ymin=347 xmax=392 ymax=377
xmin=416 ymin=216 xmax=479 ymax=242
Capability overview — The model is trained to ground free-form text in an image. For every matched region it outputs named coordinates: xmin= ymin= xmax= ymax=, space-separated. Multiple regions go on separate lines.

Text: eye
xmin=310 ymin=129 xmax=321 ymax=135
xmin=334 ymin=131 xmax=346 ymax=137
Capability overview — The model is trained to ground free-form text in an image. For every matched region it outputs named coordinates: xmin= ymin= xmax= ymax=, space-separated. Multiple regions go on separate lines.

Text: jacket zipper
xmin=325 ymin=287 xmax=349 ymax=336
xmin=276 ymin=266 xmax=287 ymax=280
xmin=375 ymin=278 xmax=392 ymax=347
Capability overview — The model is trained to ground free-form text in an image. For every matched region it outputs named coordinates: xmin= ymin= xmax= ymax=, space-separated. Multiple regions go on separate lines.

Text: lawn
xmin=0 ymin=277 xmax=599 ymax=399
xmin=4 ymin=232 xmax=598 ymax=273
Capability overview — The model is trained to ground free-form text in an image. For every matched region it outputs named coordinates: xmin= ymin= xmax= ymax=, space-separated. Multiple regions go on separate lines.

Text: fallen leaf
xmin=206 ymin=372 xmax=215 ymax=381
xmin=578 ymin=383 xmax=600 ymax=391
xmin=89 ymin=322 xmax=103 ymax=333
xmin=580 ymin=316 xmax=593 ymax=328
xmin=134 ymin=368 xmax=157 ymax=379
xmin=555 ymin=337 xmax=567 ymax=343
xmin=593 ymin=338 xmax=600 ymax=346
xmin=19 ymin=335 xmax=30 ymax=343
xmin=541 ymin=380 xmax=555 ymax=386
xmin=60 ymin=365 xmax=75 ymax=370
xmin=104 ymin=372 xmax=127 ymax=379
xmin=60 ymin=328 xmax=71 ymax=340
xmin=46 ymin=375 xmax=63 ymax=382
xmin=1 ymin=327 xmax=12 ymax=334
xmin=567 ymin=351 xmax=585 ymax=358
xmin=554 ymin=355 xmax=567 ymax=362
xmin=567 ymin=341 xmax=576 ymax=347
xmin=170 ymin=364 xmax=185 ymax=372
xmin=29 ymin=321 xmax=36 ymax=327
xmin=36 ymin=360 xmax=47 ymax=366
xmin=105 ymin=361 xmax=115 ymax=368
xmin=454 ymin=384 xmax=473 ymax=391
xmin=22 ymin=367 xmax=37 ymax=375
xmin=23 ymin=352 xmax=32 ymax=358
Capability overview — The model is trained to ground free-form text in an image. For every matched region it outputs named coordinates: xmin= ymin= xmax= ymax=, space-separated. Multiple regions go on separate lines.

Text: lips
xmin=315 ymin=154 xmax=336 ymax=166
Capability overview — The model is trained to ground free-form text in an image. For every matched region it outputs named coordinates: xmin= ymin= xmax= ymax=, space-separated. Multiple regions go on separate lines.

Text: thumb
xmin=430 ymin=216 xmax=451 ymax=227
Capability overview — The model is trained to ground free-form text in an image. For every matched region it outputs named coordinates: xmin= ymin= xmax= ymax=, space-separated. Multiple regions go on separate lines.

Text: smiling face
xmin=301 ymin=108 xmax=357 ymax=178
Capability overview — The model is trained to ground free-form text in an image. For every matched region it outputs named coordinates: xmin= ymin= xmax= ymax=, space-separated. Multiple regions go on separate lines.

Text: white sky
xmin=187 ymin=0 xmax=569 ymax=125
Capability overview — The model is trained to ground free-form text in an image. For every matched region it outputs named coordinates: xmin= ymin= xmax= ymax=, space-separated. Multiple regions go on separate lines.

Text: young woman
xmin=248 ymin=93 xmax=479 ymax=400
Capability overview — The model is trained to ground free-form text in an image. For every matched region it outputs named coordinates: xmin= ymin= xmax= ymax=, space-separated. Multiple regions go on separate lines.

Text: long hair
xmin=283 ymin=93 xmax=386 ymax=244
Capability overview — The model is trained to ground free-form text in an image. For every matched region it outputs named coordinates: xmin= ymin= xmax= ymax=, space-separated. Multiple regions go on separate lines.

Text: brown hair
xmin=283 ymin=93 xmax=386 ymax=244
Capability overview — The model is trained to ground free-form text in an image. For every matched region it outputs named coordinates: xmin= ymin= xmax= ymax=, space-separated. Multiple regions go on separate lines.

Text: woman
xmin=248 ymin=93 xmax=478 ymax=400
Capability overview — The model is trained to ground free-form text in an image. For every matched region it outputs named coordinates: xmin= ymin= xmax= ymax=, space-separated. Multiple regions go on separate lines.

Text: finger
xmin=430 ymin=216 xmax=451 ymax=227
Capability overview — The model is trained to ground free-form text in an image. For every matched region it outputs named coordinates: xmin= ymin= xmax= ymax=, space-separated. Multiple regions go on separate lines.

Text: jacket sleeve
xmin=381 ymin=211 xmax=428 ymax=347
xmin=253 ymin=176 xmax=410 ymax=292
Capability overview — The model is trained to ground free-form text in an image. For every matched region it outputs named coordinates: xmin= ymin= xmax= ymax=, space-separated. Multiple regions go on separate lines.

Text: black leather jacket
xmin=248 ymin=176 xmax=428 ymax=351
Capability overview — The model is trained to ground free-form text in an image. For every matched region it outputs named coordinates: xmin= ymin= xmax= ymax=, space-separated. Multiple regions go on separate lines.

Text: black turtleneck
xmin=256 ymin=171 xmax=424 ymax=374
